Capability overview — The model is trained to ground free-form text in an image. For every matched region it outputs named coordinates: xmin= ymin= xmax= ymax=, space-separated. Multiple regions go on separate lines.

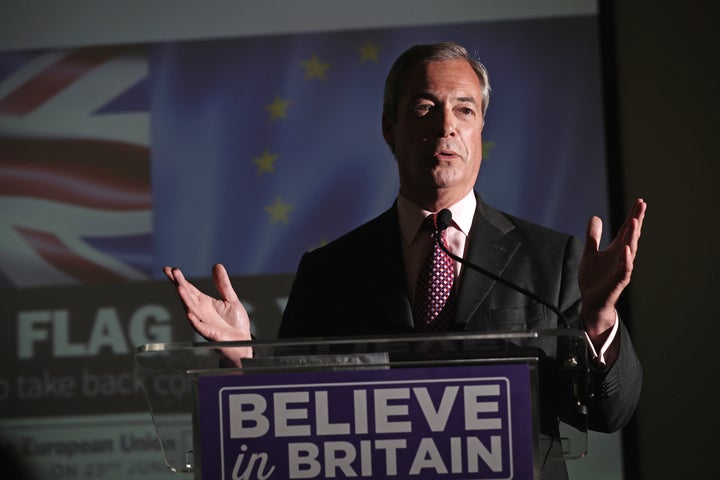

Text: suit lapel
xmin=373 ymin=205 xmax=415 ymax=332
xmin=454 ymin=197 xmax=520 ymax=328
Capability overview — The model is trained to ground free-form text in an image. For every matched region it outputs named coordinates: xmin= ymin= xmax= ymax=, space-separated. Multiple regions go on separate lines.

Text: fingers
xmin=163 ymin=266 xmax=193 ymax=315
xmin=591 ymin=198 xmax=647 ymax=255
xmin=163 ymin=265 xmax=191 ymax=288
xmin=163 ymin=266 xmax=177 ymax=283
xmin=163 ymin=266 xmax=202 ymax=308
xmin=625 ymin=244 xmax=634 ymax=274
xmin=623 ymin=198 xmax=646 ymax=257
xmin=164 ymin=264 xmax=238 ymax=303
xmin=212 ymin=263 xmax=240 ymax=302
xmin=584 ymin=215 xmax=603 ymax=255
xmin=630 ymin=198 xmax=646 ymax=254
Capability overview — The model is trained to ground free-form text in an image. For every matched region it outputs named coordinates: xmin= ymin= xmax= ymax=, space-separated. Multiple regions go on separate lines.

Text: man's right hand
xmin=163 ymin=264 xmax=252 ymax=353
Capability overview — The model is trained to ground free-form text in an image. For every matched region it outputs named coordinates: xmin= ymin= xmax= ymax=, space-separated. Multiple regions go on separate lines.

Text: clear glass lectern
xmin=136 ymin=329 xmax=590 ymax=480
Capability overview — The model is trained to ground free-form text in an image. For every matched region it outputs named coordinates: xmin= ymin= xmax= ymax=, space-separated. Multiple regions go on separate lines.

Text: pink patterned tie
xmin=413 ymin=214 xmax=456 ymax=332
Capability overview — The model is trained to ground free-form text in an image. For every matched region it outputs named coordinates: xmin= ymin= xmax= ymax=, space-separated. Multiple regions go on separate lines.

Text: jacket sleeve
xmin=586 ymin=318 xmax=643 ymax=432
xmin=564 ymin=236 xmax=643 ymax=432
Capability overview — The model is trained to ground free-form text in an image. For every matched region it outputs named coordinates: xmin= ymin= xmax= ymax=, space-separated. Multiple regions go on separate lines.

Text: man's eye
xmin=459 ymin=107 xmax=475 ymax=116
xmin=414 ymin=104 xmax=433 ymax=113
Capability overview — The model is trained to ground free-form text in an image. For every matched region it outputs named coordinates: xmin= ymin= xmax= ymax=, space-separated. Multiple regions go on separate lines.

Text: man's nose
xmin=436 ymin=108 xmax=456 ymax=138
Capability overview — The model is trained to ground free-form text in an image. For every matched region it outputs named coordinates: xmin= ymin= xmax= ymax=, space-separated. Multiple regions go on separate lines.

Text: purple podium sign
xmin=197 ymin=364 xmax=534 ymax=479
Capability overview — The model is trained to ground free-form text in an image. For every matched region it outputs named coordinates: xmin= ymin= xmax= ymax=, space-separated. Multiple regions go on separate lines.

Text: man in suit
xmin=165 ymin=42 xmax=645 ymax=478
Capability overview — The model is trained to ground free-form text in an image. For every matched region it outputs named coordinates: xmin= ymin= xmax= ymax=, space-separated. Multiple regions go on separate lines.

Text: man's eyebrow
xmin=411 ymin=93 xmax=478 ymax=104
xmin=412 ymin=92 xmax=439 ymax=102
xmin=456 ymin=96 xmax=478 ymax=104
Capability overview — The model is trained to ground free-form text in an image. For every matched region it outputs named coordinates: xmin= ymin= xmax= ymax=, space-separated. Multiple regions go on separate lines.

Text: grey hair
xmin=383 ymin=42 xmax=491 ymax=123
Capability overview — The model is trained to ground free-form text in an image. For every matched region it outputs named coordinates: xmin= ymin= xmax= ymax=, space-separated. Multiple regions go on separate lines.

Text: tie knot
xmin=422 ymin=214 xmax=449 ymax=247
xmin=422 ymin=213 xmax=438 ymax=233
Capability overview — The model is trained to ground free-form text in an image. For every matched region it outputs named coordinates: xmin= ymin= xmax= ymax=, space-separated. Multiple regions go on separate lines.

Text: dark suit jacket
xmin=278 ymin=194 xmax=642 ymax=477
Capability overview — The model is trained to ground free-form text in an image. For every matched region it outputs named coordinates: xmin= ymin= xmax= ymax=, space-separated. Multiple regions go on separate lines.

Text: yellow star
xmin=301 ymin=53 xmax=331 ymax=80
xmin=358 ymin=42 xmax=380 ymax=63
xmin=265 ymin=196 xmax=294 ymax=224
xmin=482 ymin=140 xmax=495 ymax=159
xmin=253 ymin=148 xmax=279 ymax=175
xmin=266 ymin=96 xmax=291 ymax=121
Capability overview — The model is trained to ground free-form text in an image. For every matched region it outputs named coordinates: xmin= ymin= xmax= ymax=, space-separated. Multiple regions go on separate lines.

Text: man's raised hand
xmin=163 ymin=263 xmax=252 ymax=343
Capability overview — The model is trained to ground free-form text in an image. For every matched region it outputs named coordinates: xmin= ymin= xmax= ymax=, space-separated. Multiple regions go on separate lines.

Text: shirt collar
xmin=397 ymin=190 xmax=477 ymax=245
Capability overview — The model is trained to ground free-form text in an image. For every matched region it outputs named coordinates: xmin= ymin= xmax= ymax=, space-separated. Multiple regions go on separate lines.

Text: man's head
xmin=383 ymin=42 xmax=491 ymax=125
xmin=382 ymin=42 xmax=491 ymax=211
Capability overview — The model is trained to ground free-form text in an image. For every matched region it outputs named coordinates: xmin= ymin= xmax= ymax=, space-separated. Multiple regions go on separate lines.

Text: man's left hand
xmin=579 ymin=198 xmax=647 ymax=344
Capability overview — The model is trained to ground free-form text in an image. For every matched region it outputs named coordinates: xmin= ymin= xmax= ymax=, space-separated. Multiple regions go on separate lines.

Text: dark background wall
xmin=610 ymin=1 xmax=720 ymax=477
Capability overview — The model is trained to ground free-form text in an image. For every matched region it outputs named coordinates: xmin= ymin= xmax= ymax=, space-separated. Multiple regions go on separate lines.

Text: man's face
xmin=383 ymin=59 xmax=485 ymax=209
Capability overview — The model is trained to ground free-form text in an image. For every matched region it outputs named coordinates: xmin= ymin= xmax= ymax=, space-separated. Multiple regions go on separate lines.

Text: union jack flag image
xmin=0 ymin=47 xmax=152 ymax=289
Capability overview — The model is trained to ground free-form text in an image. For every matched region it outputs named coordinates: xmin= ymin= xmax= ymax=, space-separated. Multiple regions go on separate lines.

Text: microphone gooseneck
xmin=434 ymin=208 xmax=570 ymax=329
xmin=434 ymin=209 xmax=590 ymax=426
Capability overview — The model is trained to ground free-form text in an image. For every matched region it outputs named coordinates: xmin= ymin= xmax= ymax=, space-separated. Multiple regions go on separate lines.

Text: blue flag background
xmin=151 ymin=15 xmax=609 ymax=277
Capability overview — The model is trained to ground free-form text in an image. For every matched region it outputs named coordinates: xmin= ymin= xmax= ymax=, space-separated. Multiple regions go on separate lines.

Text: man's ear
xmin=381 ymin=114 xmax=394 ymax=150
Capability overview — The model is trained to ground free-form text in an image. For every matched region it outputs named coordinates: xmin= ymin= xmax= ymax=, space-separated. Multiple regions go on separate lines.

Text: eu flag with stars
xmin=152 ymin=16 xmax=609 ymax=277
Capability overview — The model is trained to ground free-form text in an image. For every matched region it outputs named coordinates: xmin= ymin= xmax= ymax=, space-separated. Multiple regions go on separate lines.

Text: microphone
xmin=434 ymin=208 xmax=570 ymax=328
xmin=436 ymin=208 xmax=453 ymax=232
xmin=434 ymin=208 xmax=594 ymax=431
xmin=435 ymin=208 xmax=590 ymax=426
